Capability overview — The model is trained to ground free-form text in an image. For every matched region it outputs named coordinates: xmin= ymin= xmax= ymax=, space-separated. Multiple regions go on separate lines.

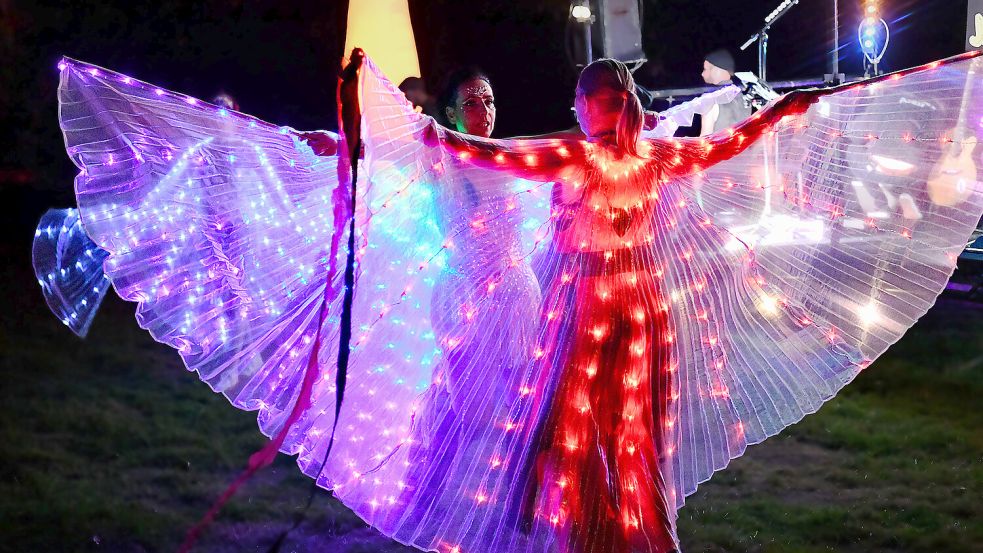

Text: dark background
xmin=1 ymin=0 xmax=968 ymax=204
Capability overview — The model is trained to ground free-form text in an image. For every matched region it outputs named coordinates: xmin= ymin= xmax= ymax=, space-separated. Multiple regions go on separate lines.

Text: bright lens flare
xmin=857 ymin=301 xmax=880 ymax=328
xmin=757 ymin=294 xmax=779 ymax=317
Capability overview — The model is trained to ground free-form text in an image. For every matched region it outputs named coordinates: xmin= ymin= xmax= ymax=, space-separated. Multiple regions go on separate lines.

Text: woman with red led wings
xmin=353 ymin=50 xmax=983 ymax=552
xmin=386 ymin=55 xmax=816 ymax=553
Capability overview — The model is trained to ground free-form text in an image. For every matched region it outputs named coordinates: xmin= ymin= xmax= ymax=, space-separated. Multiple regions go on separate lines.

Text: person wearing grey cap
xmin=700 ymin=48 xmax=752 ymax=135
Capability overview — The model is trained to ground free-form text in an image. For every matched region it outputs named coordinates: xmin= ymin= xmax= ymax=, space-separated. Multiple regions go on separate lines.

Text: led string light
xmin=32 ymin=208 xmax=113 ymax=335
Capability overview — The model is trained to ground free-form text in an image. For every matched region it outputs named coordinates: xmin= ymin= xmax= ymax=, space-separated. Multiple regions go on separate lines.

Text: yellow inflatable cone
xmin=344 ymin=0 xmax=421 ymax=84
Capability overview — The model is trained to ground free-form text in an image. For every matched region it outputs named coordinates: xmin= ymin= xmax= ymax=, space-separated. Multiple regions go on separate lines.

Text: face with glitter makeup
xmin=445 ymin=78 xmax=496 ymax=137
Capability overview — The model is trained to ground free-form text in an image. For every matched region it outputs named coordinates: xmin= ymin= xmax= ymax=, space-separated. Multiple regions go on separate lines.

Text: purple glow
xmin=946 ymin=282 xmax=975 ymax=293
xmin=57 ymin=61 xmax=67 ymax=71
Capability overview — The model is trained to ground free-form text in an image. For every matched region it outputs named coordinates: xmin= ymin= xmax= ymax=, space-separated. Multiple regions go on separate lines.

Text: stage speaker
xmin=594 ymin=0 xmax=646 ymax=63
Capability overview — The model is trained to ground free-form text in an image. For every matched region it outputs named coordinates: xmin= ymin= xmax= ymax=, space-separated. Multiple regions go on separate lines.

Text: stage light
xmin=571 ymin=2 xmax=592 ymax=23
xmin=858 ymin=2 xmax=889 ymax=76
xmin=568 ymin=1 xmax=594 ymax=64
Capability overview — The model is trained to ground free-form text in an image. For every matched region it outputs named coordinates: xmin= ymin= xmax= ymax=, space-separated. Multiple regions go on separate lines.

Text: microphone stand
xmin=740 ymin=0 xmax=799 ymax=83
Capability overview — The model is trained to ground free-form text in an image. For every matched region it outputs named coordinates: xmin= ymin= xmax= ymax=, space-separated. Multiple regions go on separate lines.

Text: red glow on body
xmin=520 ymin=270 xmax=678 ymax=552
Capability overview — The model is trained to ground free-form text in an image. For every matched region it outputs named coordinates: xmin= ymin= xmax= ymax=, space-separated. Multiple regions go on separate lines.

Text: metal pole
xmin=832 ymin=0 xmax=839 ymax=79
xmin=759 ymin=29 xmax=769 ymax=82
xmin=585 ymin=20 xmax=593 ymax=63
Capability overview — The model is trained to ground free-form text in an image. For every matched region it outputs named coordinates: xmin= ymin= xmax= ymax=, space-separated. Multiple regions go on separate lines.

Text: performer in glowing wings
xmin=42 ymin=48 xmax=983 ymax=552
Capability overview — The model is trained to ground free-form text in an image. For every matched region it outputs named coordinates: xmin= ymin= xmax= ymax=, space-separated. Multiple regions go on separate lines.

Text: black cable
xmin=266 ymin=54 xmax=362 ymax=553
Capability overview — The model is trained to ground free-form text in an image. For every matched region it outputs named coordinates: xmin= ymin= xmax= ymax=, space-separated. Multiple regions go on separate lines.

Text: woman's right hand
xmin=339 ymin=49 xmax=365 ymax=160
xmin=422 ymin=119 xmax=441 ymax=148
xmin=643 ymin=110 xmax=660 ymax=131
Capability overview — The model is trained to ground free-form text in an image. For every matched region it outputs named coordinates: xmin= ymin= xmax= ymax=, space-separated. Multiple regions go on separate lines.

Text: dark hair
xmin=398 ymin=76 xmax=426 ymax=94
xmin=212 ymin=92 xmax=239 ymax=111
xmin=437 ymin=67 xmax=492 ymax=127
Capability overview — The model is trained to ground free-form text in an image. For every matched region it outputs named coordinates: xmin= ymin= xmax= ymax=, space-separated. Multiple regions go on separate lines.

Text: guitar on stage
xmin=927 ymin=65 xmax=979 ymax=207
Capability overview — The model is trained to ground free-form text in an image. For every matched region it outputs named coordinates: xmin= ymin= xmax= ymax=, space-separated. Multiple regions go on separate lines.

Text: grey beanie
xmin=705 ymin=49 xmax=736 ymax=74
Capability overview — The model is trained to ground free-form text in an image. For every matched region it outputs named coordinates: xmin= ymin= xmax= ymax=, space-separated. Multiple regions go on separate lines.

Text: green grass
xmin=676 ymin=298 xmax=983 ymax=553
xmin=1 ymin=240 xmax=981 ymax=552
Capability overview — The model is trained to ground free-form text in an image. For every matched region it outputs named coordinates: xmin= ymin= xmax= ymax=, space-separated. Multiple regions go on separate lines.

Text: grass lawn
xmin=1 ymin=238 xmax=981 ymax=553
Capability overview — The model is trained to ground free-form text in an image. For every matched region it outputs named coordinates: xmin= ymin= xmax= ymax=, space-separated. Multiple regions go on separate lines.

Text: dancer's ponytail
xmin=616 ymin=87 xmax=644 ymax=158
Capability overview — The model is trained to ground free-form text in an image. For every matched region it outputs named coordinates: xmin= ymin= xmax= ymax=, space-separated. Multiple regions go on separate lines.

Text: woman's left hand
xmin=296 ymin=131 xmax=339 ymax=156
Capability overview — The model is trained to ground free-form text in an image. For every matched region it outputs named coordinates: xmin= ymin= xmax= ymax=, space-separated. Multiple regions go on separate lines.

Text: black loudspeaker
xmin=594 ymin=0 xmax=646 ymax=63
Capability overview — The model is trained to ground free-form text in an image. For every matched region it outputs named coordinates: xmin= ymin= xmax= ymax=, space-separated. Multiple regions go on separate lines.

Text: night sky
xmin=1 ymin=0 xmax=969 ymax=205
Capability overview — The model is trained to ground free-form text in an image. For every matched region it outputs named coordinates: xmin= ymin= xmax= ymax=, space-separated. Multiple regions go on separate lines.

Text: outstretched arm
xmin=511 ymin=126 xmax=585 ymax=140
xmin=650 ymin=89 xmax=819 ymax=180
xmin=353 ymin=48 xmax=582 ymax=185
xmin=428 ymin=122 xmax=584 ymax=183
